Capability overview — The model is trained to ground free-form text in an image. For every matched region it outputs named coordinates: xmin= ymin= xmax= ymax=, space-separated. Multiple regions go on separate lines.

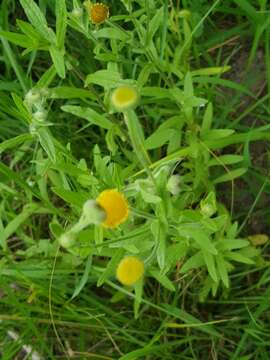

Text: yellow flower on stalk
xmin=111 ymin=86 xmax=139 ymax=111
xmin=116 ymin=256 xmax=144 ymax=286
xmin=89 ymin=2 xmax=109 ymax=24
xmin=96 ymin=189 xmax=129 ymax=228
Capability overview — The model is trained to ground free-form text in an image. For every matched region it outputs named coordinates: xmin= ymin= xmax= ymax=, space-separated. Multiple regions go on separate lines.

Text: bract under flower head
xmin=96 ymin=189 xmax=129 ymax=229
xmin=90 ymin=3 xmax=109 ymax=24
xmin=111 ymin=86 xmax=139 ymax=111
xmin=116 ymin=256 xmax=144 ymax=286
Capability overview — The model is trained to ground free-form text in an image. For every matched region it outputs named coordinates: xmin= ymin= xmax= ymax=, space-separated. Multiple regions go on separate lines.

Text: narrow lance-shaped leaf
xmin=56 ymin=0 xmax=67 ymax=49
xmin=49 ymin=46 xmax=65 ymax=79
xmin=71 ymin=255 xmax=92 ymax=299
xmin=19 ymin=0 xmax=56 ymax=44
xmin=124 ymin=110 xmax=152 ymax=171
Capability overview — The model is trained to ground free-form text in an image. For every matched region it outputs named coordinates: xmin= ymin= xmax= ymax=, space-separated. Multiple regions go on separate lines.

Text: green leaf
xmin=146 ymin=7 xmax=163 ymax=44
xmin=49 ymin=86 xmax=97 ymax=100
xmin=137 ymin=64 xmax=154 ymax=88
xmin=141 ymin=87 xmax=171 ymax=99
xmin=61 ymin=105 xmax=113 ymax=129
xmin=37 ymin=127 xmax=56 ymax=163
xmin=12 ymin=93 xmax=32 ymax=124
xmin=56 ymin=0 xmax=67 ymax=49
xmin=216 ymin=254 xmax=229 ymax=287
xmin=85 ymin=70 xmax=122 ymax=88
xmin=94 ymin=27 xmax=130 ymax=41
xmin=17 ymin=20 xmax=41 ymax=41
xmin=19 ymin=0 xmax=56 ymax=44
xmin=184 ymin=72 xmax=194 ymax=98
xmin=137 ymin=182 xmax=161 ymax=204
xmin=213 ymin=168 xmax=247 ymax=184
xmin=220 ymin=239 xmax=249 ymax=250
xmin=162 ymin=304 xmax=220 ymax=336
xmin=71 ymin=255 xmax=92 ymax=299
xmin=184 ymin=96 xmax=207 ymax=107
xmin=49 ymin=46 xmax=65 ymax=79
xmin=145 ymin=128 xmax=174 ymax=149
xmin=232 ymin=0 xmax=261 ymax=23
xmin=209 ymin=155 xmax=244 ymax=166
xmin=180 ymin=252 xmax=204 ymax=273
xmin=191 ymin=66 xmax=231 ymax=76
xmin=124 ymin=110 xmax=151 ymax=171
xmin=201 ymin=102 xmax=213 ymax=133
xmin=165 ymin=243 xmax=188 ymax=272
xmin=94 ymin=226 xmax=104 ymax=249
xmin=0 ymin=31 xmax=34 ymax=48
xmin=201 ymin=129 xmax=235 ymax=141
xmin=0 ymin=134 xmax=32 ymax=153
xmin=226 ymin=252 xmax=255 ymax=264
xmin=97 ymin=249 xmax=124 ymax=287
xmin=134 ymin=279 xmax=143 ymax=319
xmin=194 ymin=76 xmax=253 ymax=97
xmin=151 ymin=221 xmax=166 ymax=270
xmin=0 ymin=162 xmax=39 ymax=197
xmin=149 ymin=269 xmax=175 ymax=291
xmin=52 ymin=188 xmax=89 ymax=208
xmin=36 ymin=65 xmax=57 ymax=88
xmin=3 ymin=204 xmax=39 ymax=240
xmin=202 ymin=251 xmax=218 ymax=282
xmin=179 ymin=227 xmax=217 ymax=254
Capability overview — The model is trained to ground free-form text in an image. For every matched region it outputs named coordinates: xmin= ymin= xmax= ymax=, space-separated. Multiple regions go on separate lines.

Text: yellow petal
xmin=96 ymin=189 xmax=129 ymax=229
xmin=116 ymin=256 xmax=144 ymax=286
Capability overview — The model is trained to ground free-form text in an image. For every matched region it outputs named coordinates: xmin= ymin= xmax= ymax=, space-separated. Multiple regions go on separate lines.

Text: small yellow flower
xmin=111 ymin=86 xmax=139 ymax=111
xmin=89 ymin=3 xmax=109 ymax=25
xmin=96 ymin=189 xmax=129 ymax=228
xmin=116 ymin=256 xmax=144 ymax=286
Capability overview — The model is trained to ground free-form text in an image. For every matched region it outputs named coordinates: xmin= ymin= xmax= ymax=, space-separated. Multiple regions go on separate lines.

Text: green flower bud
xmin=40 ymin=87 xmax=50 ymax=98
xmin=72 ymin=7 xmax=83 ymax=18
xmin=200 ymin=192 xmax=217 ymax=217
xmin=29 ymin=123 xmax=38 ymax=136
xmin=33 ymin=110 xmax=47 ymax=122
xmin=59 ymin=232 xmax=76 ymax=248
xmin=167 ymin=175 xmax=181 ymax=195
xmin=81 ymin=199 xmax=107 ymax=226
xmin=25 ymin=90 xmax=41 ymax=105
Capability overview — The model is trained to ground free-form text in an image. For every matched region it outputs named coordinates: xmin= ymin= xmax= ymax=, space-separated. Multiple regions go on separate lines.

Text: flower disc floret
xmin=96 ymin=189 xmax=129 ymax=229
xmin=90 ymin=3 xmax=109 ymax=24
xmin=111 ymin=86 xmax=139 ymax=111
xmin=116 ymin=256 xmax=144 ymax=286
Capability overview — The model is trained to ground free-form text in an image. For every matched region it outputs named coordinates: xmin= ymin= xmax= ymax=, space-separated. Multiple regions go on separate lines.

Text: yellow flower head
xmin=111 ymin=86 xmax=139 ymax=111
xmin=116 ymin=256 xmax=144 ymax=286
xmin=96 ymin=189 xmax=129 ymax=229
xmin=89 ymin=3 xmax=109 ymax=24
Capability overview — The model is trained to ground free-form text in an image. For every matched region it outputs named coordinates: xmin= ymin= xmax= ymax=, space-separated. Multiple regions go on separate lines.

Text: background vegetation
xmin=0 ymin=0 xmax=270 ymax=359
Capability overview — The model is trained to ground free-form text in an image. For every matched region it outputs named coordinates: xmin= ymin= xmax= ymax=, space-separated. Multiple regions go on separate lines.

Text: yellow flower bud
xmin=111 ymin=86 xmax=139 ymax=111
xmin=116 ymin=256 xmax=144 ymax=286
xmin=96 ymin=189 xmax=129 ymax=229
xmin=248 ymin=234 xmax=269 ymax=246
xmin=89 ymin=3 xmax=109 ymax=25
